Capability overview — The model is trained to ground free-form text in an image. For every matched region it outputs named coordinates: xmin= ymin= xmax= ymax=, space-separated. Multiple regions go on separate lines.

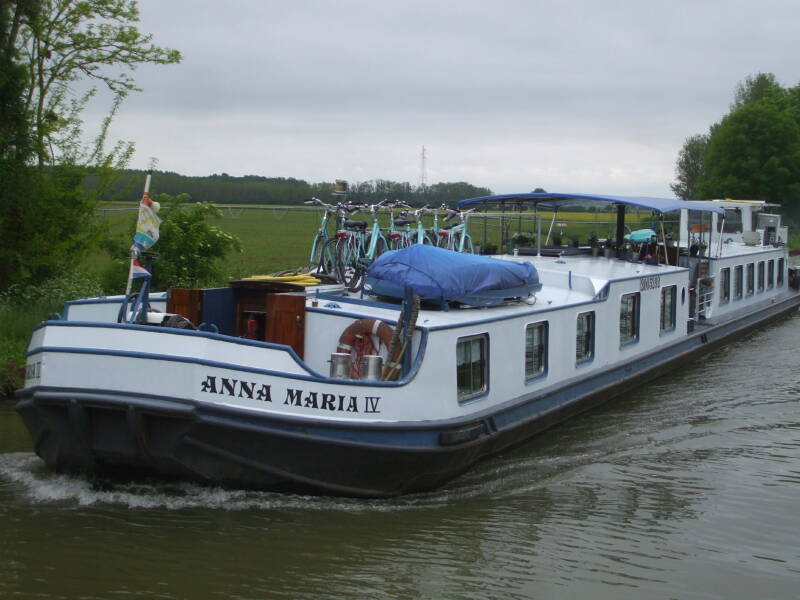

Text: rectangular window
xmin=525 ymin=322 xmax=548 ymax=380
xmin=660 ymin=285 xmax=677 ymax=332
xmin=778 ymin=258 xmax=785 ymax=286
xmin=768 ymin=260 xmax=775 ymax=288
xmin=757 ymin=262 xmax=765 ymax=292
xmin=576 ymin=311 xmax=595 ymax=364
xmin=721 ymin=208 xmax=743 ymax=233
xmin=746 ymin=263 xmax=754 ymax=295
xmin=457 ymin=334 xmax=488 ymax=401
xmin=734 ymin=265 xmax=743 ymax=299
xmin=620 ymin=292 xmax=640 ymax=346
xmin=720 ymin=268 xmax=730 ymax=304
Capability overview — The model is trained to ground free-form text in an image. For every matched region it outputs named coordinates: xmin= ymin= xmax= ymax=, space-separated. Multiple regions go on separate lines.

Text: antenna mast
xmin=419 ymin=145 xmax=427 ymax=190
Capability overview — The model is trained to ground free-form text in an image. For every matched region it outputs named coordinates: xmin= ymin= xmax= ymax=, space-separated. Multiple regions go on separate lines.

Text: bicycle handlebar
xmin=444 ymin=208 xmax=476 ymax=222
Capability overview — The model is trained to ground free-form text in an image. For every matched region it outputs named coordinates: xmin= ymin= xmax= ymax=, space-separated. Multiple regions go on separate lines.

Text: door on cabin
xmin=265 ymin=294 xmax=306 ymax=359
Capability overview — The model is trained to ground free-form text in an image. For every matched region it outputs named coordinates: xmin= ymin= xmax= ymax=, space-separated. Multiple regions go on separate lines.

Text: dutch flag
xmin=131 ymin=259 xmax=151 ymax=279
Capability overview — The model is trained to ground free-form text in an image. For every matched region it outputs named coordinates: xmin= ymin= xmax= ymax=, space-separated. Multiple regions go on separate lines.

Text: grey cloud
xmin=82 ymin=0 xmax=800 ymax=196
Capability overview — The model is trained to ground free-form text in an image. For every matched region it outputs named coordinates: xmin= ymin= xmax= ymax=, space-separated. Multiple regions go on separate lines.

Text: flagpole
xmin=125 ymin=173 xmax=152 ymax=296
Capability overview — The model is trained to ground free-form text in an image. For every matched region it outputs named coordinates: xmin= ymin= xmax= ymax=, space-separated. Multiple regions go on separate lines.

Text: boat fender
xmin=336 ymin=318 xmax=393 ymax=354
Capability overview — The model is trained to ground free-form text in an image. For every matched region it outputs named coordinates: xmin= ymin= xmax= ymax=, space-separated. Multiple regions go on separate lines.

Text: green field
xmin=92 ymin=205 xmax=664 ymax=282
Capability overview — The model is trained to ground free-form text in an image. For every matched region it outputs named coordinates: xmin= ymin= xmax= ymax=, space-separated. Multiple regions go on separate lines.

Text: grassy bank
xmin=94 ymin=205 xmax=650 ymax=282
xmin=0 ymin=273 xmax=104 ymax=396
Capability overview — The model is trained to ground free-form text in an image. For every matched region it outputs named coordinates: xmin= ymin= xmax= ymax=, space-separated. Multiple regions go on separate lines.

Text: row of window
xmin=718 ymin=258 xmax=784 ymax=303
xmin=456 ymin=285 xmax=679 ymax=401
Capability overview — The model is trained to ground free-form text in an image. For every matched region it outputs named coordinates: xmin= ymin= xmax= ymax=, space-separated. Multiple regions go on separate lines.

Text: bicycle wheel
xmin=337 ymin=236 xmax=362 ymax=290
xmin=462 ymin=235 xmax=475 ymax=254
xmin=390 ymin=234 xmax=410 ymax=250
xmin=309 ymin=234 xmax=327 ymax=271
xmin=318 ymin=238 xmax=338 ymax=276
xmin=370 ymin=235 xmax=387 ymax=259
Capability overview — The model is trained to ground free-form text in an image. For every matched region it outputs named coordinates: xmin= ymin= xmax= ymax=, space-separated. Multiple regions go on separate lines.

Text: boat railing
xmin=697 ymin=288 xmax=714 ymax=319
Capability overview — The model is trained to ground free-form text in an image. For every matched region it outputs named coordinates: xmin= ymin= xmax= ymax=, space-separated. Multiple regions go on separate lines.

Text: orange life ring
xmin=337 ymin=318 xmax=394 ymax=354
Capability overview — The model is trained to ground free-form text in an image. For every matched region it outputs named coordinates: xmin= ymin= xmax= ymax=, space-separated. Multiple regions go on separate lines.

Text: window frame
xmin=746 ymin=263 xmax=755 ymax=296
xmin=719 ymin=267 xmax=730 ymax=304
xmin=767 ymin=259 xmax=775 ymax=289
xmin=576 ymin=311 xmax=595 ymax=365
xmin=660 ymin=285 xmax=677 ymax=333
xmin=734 ymin=265 xmax=743 ymax=300
xmin=456 ymin=333 xmax=489 ymax=403
xmin=778 ymin=258 xmax=785 ymax=286
xmin=757 ymin=261 xmax=765 ymax=293
xmin=619 ymin=292 xmax=640 ymax=347
xmin=524 ymin=321 xmax=548 ymax=382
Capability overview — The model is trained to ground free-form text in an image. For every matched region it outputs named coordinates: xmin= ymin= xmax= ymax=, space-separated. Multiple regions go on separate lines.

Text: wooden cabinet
xmin=229 ymin=281 xmax=306 ymax=359
xmin=167 ymin=288 xmax=203 ymax=325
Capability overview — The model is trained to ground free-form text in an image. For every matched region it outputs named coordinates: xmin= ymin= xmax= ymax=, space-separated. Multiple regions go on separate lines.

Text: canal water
xmin=2 ymin=317 xmax=799 ymax=599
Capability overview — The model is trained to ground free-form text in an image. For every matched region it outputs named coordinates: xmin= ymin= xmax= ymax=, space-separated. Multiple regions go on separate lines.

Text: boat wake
xmin=0 ymin=451 xmax=540 ymax=511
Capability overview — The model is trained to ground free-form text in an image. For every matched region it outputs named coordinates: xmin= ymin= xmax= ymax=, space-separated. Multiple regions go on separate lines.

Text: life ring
xmin=337 ymin=318 xmax=393 ymax=354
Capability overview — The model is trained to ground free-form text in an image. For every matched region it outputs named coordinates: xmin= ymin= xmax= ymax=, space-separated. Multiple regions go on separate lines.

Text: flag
xmin=131 ymin=193 xmax=162 ymax=253
xmin=131 ymin=259 xmax=151 ymax=279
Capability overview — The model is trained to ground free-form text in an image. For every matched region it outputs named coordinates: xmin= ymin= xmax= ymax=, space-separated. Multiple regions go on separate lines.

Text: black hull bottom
xmin=16 ymin=296 xmax=800 ymax=497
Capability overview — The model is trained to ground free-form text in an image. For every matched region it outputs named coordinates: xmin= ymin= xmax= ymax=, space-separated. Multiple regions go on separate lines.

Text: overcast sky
xmin=86 ymin=0 xmax=800 ymax=197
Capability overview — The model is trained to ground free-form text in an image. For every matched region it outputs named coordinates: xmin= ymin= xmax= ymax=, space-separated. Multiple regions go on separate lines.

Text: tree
xmin=731 ymin=72 xmax=782 ymax=111
xmin=18 ymin=0 xmax=180 ymax=166
xmin=0 ymin=0 xmax=36 ymax=160
xmin=0 ymin=0 xmax=180 ymax=291
xmin=672 ymin=73 xmax=800 ymax=214
xmin=697 ymin=102 xmax=800 ymax=204
xmin=670 ymin=134 xmax=708 ymax=199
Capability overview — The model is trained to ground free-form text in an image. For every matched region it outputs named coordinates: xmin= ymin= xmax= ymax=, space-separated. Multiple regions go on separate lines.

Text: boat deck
xmin=317 ymin=253 xmax=689 ymax=329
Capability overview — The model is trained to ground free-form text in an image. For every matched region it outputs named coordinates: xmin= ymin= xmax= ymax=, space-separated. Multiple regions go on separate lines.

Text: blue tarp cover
xmin=364 ymin=245 xmax=541 ymax=307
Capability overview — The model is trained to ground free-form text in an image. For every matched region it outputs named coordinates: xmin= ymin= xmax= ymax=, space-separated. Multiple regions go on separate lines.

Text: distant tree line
xmin=671 ymin=73 xmax=800 ymax=218
xmin=102 ymin=170 xmax=494 ymax=207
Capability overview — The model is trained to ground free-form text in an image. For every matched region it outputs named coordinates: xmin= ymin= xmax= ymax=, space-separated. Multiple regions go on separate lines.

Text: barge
xmin=16 ymin=193 xmax=800 ymax=497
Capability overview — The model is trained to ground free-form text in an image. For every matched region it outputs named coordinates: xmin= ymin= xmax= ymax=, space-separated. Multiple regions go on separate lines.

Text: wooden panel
xmin=167 ymin=288 xmax=203 ymax=325
xmin=265 ymin=294 xmax=306 ymax=359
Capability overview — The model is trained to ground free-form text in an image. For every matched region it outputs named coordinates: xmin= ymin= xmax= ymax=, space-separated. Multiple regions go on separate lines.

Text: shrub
xmin=102 ymin=193 xmax=242 ymax=291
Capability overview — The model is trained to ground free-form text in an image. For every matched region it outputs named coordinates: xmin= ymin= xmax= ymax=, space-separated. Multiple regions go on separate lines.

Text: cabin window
xmin=721 ymin=208 xmax=743 ymax=233
xmin=619 ymin=292 xmax=640 ymax=346
xmin=757 ymin=262 xmax=765 ymax=292
xmin=525 ymin=322 xmax=548 ymax=380
xmin=576 ymin=311 xmax=595 ymax=364
xmin=768 ymin=260 xmax=775 ymax=288
xmin=456 ymin=334 xmax=488 ymax=401
xmin=660 ymin=286 xmax=677 ymax=332
xmin=778 ymin=258 xmax=785 ymax=286
xmin=734 ymin=265 xmax=743 ymax=299
xmin=746 ymin=263 xmax=754 ymax=295
xmin=720 ymin=268 xmax=730 ymax=304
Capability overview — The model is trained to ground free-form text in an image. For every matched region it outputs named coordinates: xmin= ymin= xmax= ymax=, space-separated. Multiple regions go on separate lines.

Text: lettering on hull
xmin=200 ymin=376 xmax=381 ymax=413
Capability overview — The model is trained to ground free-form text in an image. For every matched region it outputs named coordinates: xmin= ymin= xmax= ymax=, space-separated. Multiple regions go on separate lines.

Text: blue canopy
xmin=456 ymin=192 xmax=725 ymax=215
xmin=364 ymin=245 xmax=541 ymax=307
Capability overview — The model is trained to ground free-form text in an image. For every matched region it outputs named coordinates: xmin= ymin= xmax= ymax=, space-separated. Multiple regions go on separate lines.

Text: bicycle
xmin=315 ymin=202 xmax=360 ymax=278
xmin=303 ymin=198 xmax=354 ymax=275
xmin=387 ymin=202 xmax=414 ymax=249
xmin=409 ymin=205 xmax=434 ymax=245
xmin=426 ymin=203 xmax=449 ymax=243
xmin=336 ymin=201 xmax=391 ymax=291
xmin=304 ymin=197 xmax=340 ymax=273
xmin=438 ymin=208 xmax=476 ymax=253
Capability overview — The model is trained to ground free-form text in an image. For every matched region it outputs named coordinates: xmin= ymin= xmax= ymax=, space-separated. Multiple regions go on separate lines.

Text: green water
xmin=2 ymin=316 xmax=800 ymax=599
